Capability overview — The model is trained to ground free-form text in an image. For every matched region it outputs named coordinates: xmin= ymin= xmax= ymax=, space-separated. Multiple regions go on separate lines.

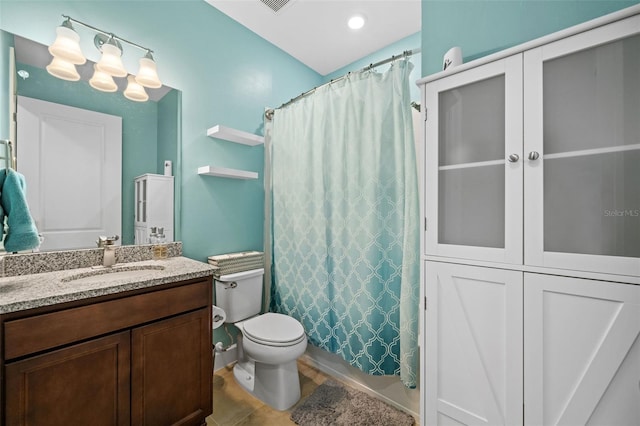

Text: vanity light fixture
xmin=48 ymin=18 xmax=86 ymax=65
xmin=135 ymin=51 xmax=162 ymax=88
xmin=89 ymin=65 xmax=118 ymax=92
xmin=46 ymin=56 xmax=81 ymax=81
xmin=95 ymin=35 xmax=128 ymax=77
xmin=46 ymin=14 xmax=162 ymax=101
xmin=124 ymin=75 xmax=149 ymax=102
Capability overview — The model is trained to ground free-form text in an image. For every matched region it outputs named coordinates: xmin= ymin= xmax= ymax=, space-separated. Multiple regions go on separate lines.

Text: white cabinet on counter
xmin=419 ymin=6 xmax=640 ymax=426
xmin=134 ymin=174 xmax=174 ymax=245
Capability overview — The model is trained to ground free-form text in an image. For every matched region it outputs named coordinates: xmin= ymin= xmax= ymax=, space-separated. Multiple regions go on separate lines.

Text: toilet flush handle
xmin=221 ymin=281 xmax=237 ymax=289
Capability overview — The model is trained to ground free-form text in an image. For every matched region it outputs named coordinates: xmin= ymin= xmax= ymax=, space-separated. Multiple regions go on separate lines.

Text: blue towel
xmin=1 ymin=169 xmax=40 ymax=252
xmin=0 ymin=169 xmax=5 ymax=237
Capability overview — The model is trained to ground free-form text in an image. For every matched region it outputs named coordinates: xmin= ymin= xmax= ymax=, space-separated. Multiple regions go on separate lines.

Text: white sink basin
xmin=62 ymin=265 xmax=166 ymax=285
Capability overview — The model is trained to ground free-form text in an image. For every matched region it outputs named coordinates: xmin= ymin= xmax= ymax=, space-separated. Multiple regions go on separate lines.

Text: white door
xmin=524 ymin=274 xmax=640 ymax=425
xmin=423 ymin=54 xmax=523 ymax=264
xmin=524 ymin=14 xmax=640 ymax=277
xmin=425 ymin=261 xmax=523 ymax=425
xmin=17 ymin=96 xmax=122 ymax=251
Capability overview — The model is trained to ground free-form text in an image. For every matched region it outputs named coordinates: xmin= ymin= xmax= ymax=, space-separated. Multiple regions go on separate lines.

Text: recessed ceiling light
xmin=348 ymin=15 xmax=365 ymax=30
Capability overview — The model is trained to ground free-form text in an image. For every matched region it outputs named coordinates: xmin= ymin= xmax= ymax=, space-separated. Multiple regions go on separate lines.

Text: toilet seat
xmin=242 ymin=313 xmax=305 ymax=347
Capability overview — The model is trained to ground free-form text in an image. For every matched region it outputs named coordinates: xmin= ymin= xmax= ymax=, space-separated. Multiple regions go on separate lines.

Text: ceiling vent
xmin=258 ymin=0 xmax=294 ymax=13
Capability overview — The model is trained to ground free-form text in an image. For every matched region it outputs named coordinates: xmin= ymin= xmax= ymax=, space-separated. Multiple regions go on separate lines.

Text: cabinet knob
xmin=508 ymin=154 xmax=520 ymax=163
xmin=528 ymin=151 xmax=540 ymax=161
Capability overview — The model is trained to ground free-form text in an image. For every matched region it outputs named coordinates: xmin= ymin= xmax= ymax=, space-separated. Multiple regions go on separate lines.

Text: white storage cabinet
xmin=134 ymin=173 xmax=174 ymax=245
xmin=419 ymin=7 xmax=640 ymax=426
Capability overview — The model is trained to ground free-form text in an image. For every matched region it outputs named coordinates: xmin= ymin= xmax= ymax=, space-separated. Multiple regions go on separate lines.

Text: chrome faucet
xmin=97 ymin=235 xmax=119 ymax=267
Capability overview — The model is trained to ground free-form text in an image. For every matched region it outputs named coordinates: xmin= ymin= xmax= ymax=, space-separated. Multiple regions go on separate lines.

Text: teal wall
xmin=324 ymin=32 xmax=422 ymax=102
xmin=4 ymin=0 xmax=638 ymax=262
xmin=157 ymin=88 xmax=181 ymax=240
xmin=15 ymin=63 xmax=159 ymax=246
xmin=0 ymin=0 xmax=322 ymax=261
xmin=421 ymin=0 xmax=640 ymax=76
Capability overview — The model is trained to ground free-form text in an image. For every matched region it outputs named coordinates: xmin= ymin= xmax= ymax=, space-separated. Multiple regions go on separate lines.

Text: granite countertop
xmin=0 ymin=256 xmax=216 ymax=314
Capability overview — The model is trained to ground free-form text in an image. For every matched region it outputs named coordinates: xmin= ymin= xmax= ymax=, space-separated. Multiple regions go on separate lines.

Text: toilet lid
xmin=242 ymin=313 xmax=305 ymax=345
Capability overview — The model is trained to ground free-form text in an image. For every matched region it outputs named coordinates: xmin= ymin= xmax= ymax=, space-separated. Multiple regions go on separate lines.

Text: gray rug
xmin=291 ymin=379 xmax=415 ymax=426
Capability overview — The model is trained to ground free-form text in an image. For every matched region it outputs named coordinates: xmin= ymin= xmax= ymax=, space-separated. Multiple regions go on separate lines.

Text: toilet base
xmin=233 ymin=359 xmax=301 ymax=411
xmin=233 ymin=360 xmax=255 ymax=392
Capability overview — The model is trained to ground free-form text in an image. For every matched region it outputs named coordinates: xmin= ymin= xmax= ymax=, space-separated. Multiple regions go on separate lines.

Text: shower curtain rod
xmin=265 ymin=47 xmax=421 ymax=120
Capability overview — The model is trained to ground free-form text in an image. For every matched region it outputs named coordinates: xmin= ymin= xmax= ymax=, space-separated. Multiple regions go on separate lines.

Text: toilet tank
xmin=214 ymin=268 xmax=264 ymax=323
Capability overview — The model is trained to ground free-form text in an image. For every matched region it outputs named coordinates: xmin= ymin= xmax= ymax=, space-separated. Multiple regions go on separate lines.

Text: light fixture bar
xmin=62 ymin=14 xmax=153 ymax=54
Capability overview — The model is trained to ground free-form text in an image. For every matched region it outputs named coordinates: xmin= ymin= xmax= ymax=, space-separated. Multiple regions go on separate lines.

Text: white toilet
xmin=214 ymin=268 xmax=307 ymax=410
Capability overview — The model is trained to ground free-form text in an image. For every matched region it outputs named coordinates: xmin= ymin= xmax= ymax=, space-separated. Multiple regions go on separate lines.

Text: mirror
xmin=2 ymin=31 xmax=181 ymax=251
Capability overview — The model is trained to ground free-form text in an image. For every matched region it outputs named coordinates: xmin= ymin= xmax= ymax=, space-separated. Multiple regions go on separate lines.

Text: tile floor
xmin=206 ymin=360 xmax=329 ymax=426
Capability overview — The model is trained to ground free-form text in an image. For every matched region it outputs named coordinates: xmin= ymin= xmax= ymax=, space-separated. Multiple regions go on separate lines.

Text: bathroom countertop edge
xmin=0 ymin=256 xmax=216 ymax=314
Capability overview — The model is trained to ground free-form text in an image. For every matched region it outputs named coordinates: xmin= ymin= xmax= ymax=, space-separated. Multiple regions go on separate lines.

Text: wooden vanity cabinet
xmin=131 ymin=309 xmax=211 ymax=425
xmin=1 ymin=277 xmax=213 ymax=426
xmin=5 ymin=332 xmax=132 ymax=426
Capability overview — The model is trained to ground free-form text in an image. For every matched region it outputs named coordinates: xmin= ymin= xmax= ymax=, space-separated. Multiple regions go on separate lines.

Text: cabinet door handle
xmin=528 ymin=151 xmax=540 ymax=161
xmin=508 ymin=154 xmax=520 ymax=163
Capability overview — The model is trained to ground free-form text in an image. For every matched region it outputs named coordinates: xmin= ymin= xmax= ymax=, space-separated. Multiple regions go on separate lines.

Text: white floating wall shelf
xmin=198 ymin=166 xmax=258 ymax=180
xmin=206 ymin=125 xmax=264 ymax=146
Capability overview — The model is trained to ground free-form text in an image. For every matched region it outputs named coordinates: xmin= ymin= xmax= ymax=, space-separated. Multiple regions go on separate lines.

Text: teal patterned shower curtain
xmin=269 ymin=59 xmax=420 ymax=387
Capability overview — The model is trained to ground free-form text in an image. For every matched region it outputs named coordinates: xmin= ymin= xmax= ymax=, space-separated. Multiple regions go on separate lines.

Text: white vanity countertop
xmin=0 ymin=256 xmax=216 ymax=314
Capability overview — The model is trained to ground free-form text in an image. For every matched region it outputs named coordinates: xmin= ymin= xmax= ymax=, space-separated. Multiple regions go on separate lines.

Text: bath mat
xmin=290 ymin=379 xmax=414 ymax=426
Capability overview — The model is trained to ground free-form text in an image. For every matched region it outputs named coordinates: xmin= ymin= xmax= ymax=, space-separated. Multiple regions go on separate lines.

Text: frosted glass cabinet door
xmin=524 ymin=14 xmax=640 ymax=276
xmin=424 ymin=55 xmax=523 ymax=264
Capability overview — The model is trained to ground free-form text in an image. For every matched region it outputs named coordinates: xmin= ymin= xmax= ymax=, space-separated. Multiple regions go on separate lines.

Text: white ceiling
xmin=205 ymin=0 xmax=421 ymax=76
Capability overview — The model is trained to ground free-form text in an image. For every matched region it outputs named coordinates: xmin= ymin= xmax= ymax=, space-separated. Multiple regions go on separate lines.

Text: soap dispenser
xmin=149 ymin=226 xmax=157 ymax=244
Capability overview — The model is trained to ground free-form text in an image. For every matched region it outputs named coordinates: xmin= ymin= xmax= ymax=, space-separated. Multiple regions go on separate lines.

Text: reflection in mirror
xmin=2 ymin=31 xmax=181 ymax=252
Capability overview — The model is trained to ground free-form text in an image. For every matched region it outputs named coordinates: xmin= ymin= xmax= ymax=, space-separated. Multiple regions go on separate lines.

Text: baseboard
xmin=301 ymin=345 xmax=420 ymax=419
xmin=213 ymin=343 xmax=237 ymax=372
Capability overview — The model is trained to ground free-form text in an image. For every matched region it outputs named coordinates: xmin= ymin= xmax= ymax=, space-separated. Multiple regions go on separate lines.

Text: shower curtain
xmin=268 ymin=59 xmax=419 ymax=387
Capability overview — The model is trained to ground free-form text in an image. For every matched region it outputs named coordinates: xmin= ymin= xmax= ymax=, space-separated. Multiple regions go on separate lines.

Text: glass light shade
xmin=135 ymin=56 xmax=162 ymax=88
xmin=124 ymin=75 xmax=149 ymax=102
xmin=89 ymin=66 xmax=118 ymax=92
xmin=48 ymin=26 xmax=86 ymax=64
xmin=46 ymin=56 xmax=80 ymax=81
xmin=96 ymin=43 xmax=127 ymax=77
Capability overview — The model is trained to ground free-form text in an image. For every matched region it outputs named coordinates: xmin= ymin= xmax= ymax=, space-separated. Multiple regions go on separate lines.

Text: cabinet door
xmin=5 ymin=332 xmax=130 ymax=426
xmin=136 ymin=175 xmax=174 ymax=242
xmin=138 ymin=177 xmax=148 ymax=225
xmin=524 ymin=274 xmax=640 ymax=425
xmin=424 ymin=55 xmax=523 ymax=264
xmin=135 ymin=178 xmax=143 ymax=223
xmin=131 ymin=308 xmax=212 ymax=426
xmin=524 ymin=14 xmax=640 ymax=276
xmin=146 ymin=176 xmax=174 ymax=228
xmin=135 ymin=225 xmax=147 ymax=245
xmin=425 ymin=262 xmax=523 ymax=425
